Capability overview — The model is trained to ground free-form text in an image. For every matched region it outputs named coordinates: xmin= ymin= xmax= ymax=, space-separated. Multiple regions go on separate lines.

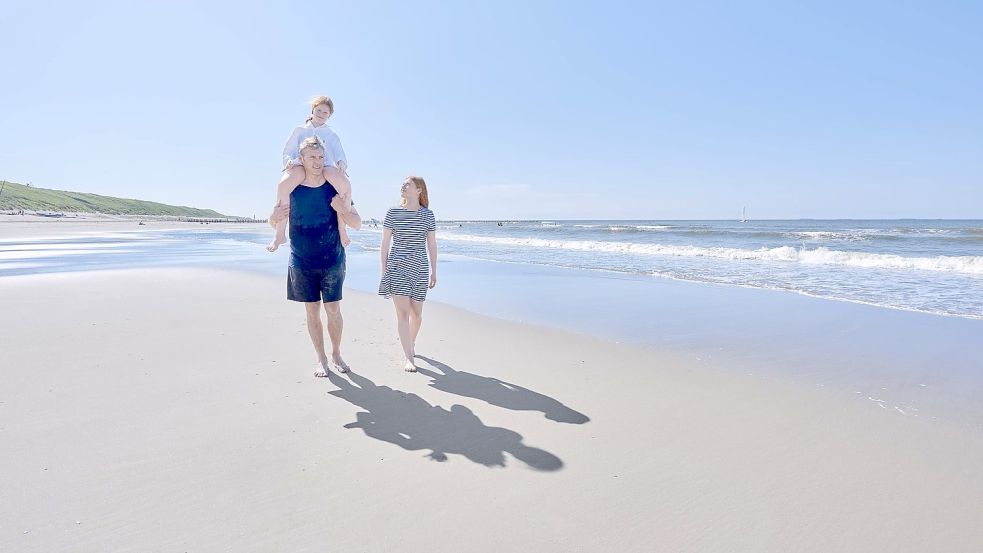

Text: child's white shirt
xmin=282 ymin=121 xmax=348 ymax=169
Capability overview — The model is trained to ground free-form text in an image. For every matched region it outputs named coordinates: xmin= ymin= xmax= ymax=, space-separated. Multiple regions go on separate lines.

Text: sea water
xmin=3 ymin=220 xmax=983 ymax=425
xmin=3 ymin=219 xmax=981 ymax=319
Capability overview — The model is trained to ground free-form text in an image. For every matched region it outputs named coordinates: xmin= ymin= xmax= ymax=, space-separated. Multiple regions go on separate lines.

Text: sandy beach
xmin=5 ymin=0 xmax=982 ymax=548
xmin=2 ymin=265 xmax=983 ymax=552
xmin=5 ymin=2 xmax=981 ymax=548
xmin=0 ymin=215 xmax=248 ymax=238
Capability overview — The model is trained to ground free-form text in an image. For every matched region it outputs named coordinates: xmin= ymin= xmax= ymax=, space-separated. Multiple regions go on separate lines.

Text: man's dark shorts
xmin=287 ymin=264 xmax=345 ymax=303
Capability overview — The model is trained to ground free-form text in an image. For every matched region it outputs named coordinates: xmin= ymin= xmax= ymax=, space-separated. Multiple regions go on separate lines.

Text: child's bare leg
xmin=328 ymin=167 xmax=353 ymax=247
xmin=267 ymin=210 xmax=289 ymax=252
xmin=267 ymin=177 xmax=296 ymax=253
xmin=328 ymin=167 xmax=351 ymax=197
xmin=338 ymin=218 xmax=351 ymax=247
xmin=335 ymin=191 xmax=352 ymax=248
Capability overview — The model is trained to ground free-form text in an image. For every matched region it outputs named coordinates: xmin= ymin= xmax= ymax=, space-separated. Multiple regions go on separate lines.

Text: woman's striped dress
xmin=378 ymin=207 xmax=436 ymax=302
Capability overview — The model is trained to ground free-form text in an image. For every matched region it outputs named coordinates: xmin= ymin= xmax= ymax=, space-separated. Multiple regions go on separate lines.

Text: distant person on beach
xmin=268 ymin=95 xmax=354 ymax=252
xmin=379 ymin=176 xmax=438 ymax=372
xmin=269 ymin=137 xmax=362 ymax=376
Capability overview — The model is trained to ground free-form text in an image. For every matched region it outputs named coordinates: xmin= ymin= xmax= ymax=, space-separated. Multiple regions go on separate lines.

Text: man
xmin=270 ymin=137 xmax=362 ymax=376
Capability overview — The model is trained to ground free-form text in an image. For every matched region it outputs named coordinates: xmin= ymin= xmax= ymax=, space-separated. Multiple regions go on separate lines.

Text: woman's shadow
xmin=326 ymin=371 xmax=563 ymax=471
xmin=414 ymin=356 xmax=590 ymax=425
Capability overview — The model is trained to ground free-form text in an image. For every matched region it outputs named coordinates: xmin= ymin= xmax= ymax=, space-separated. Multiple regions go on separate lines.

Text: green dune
xmin=0 ymin=180 xmax=228 ymax=218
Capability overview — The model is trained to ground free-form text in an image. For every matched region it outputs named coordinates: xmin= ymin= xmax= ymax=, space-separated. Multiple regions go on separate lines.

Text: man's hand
xmin=337 ymin=160 xmax=348 ymax=174
xmin=330 ymin=193 xmax=351 ymax=214
xmin=269 ymin=204 xmax=289 ymax=227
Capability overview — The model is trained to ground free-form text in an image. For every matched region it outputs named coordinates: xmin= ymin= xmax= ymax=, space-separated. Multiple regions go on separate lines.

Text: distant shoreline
xmin=0 ymin=210 xmax=264 ymax=224
xmin=0 ymin=179 xmax=241 ymax=220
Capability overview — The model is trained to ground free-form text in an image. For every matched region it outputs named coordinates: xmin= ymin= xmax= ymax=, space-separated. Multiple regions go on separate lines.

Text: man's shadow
xmin=415 ymin=356 xmax=590 ymax=425
xmin=326 ymin=371 xmax=563 ymax=471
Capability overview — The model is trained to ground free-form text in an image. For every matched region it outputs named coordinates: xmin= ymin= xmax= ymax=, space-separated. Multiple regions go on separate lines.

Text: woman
xmin=379 ymin=176 xmax=438 ymax=372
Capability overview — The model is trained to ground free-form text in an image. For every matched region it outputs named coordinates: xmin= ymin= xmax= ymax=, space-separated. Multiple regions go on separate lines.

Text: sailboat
xmin=740 ymin=206 xmax=748 ymax=223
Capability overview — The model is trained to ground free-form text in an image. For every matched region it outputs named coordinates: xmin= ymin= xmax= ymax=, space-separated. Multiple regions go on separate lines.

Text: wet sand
xmin=2 ymin=268 xmax=982 ymax=552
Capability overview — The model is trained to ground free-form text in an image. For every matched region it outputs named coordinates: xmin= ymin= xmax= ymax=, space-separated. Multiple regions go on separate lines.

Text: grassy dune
xmin=0 ymin=180 xmax=227 ymax=218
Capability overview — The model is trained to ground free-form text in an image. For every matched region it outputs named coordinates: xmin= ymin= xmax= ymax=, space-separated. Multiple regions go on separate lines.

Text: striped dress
xmin=378 ymin=207 xmax=436 ymax=302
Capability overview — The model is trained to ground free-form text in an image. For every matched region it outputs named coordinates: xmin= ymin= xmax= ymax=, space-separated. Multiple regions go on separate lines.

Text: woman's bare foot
xmin=266 ymin=236 xmax=286 ymax=252
xmin=403 ymin=358 xmax=417 ymax=372
xmin=313 ymin=358 xmax=330 ymax=378
xmin=331 ymin=352 xmax=350 ymax=373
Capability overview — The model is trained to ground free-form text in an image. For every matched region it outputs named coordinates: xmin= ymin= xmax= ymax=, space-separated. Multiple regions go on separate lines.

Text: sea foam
xmin=437 ymin=233 xmax=983 ymax=275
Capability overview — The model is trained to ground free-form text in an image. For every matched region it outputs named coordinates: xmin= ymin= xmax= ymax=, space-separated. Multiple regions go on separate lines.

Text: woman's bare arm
xmin=381 ymin=228 xmax=393 ymax=274
xmin=427 ymin=230 xmax=437 ymax=288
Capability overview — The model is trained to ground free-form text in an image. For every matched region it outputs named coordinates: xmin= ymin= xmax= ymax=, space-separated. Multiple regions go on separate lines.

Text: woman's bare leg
xmin=392 ymin=295 xmax=417 ymax=371
xmin=409 ymin=299 xmax=424 ymax=355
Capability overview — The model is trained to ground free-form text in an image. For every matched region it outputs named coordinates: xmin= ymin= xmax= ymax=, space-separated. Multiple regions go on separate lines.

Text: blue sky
xmin=1 ymin=1 xmax=981 ymax=220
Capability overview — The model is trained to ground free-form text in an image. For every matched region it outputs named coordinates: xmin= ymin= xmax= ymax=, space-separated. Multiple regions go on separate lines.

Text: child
xmin=267 ymin=95 xmax=353 ymax=252
xmin=281 ymin=95 xmax=348 ymax=173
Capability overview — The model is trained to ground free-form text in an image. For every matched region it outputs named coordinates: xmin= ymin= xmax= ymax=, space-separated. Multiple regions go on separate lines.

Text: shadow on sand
xmin=326 ymin=371 xmax=563 ymax=471
xmin=415 ymin=356 xmax=590 ymax=425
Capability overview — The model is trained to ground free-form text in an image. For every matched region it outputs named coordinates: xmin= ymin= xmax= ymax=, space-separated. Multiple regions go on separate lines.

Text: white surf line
xmin=865 ymin=396 xmax=889 ymax=410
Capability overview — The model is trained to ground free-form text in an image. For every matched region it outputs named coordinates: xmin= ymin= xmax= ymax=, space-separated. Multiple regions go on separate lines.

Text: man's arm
xmin=331 ymin=194 xmax=362 ymax=230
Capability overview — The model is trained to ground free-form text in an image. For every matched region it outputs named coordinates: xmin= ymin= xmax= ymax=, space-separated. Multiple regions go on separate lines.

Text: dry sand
xmin=2 ymin=268 xmax=982 ymax=552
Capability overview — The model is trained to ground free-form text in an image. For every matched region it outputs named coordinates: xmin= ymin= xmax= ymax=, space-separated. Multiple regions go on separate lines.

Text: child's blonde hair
xmin=305 ymin=95 xmax=334 ymax=124
xmin=401 ymin=176 xmax=430 ymax=208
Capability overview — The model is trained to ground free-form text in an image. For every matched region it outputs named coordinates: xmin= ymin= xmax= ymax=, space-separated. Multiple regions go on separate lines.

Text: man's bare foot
xmin=313 ymin=358 xmax=330 ymax=378
xmin=266 ymin=236 xmax=286 ymax=252
xmin=331 ymin=352 xmax=350 ymax=373
xmin=403 ymin=358 xmax=417 ymax=372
